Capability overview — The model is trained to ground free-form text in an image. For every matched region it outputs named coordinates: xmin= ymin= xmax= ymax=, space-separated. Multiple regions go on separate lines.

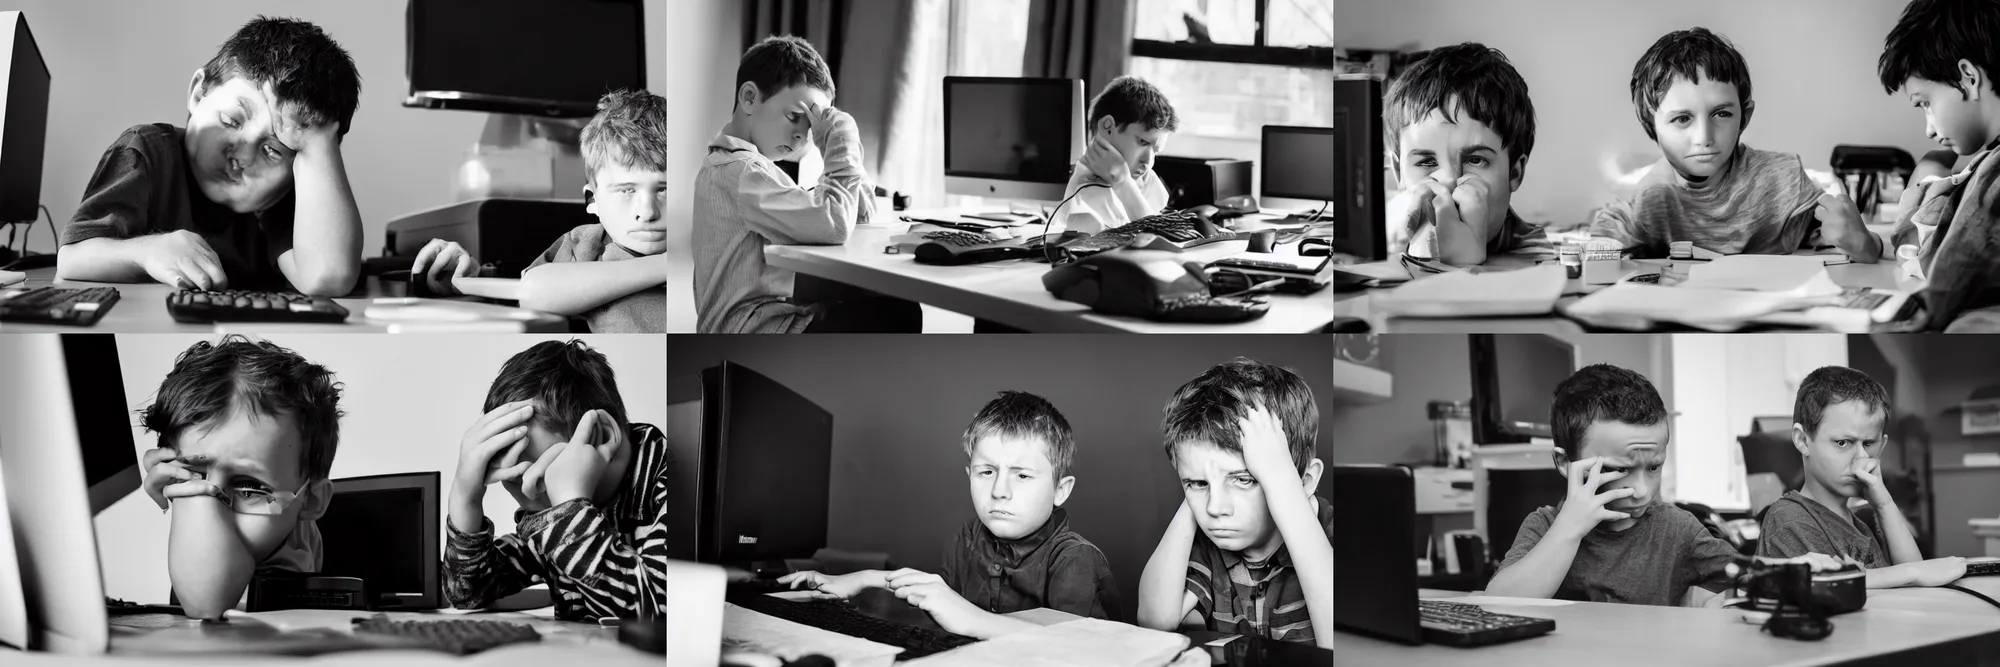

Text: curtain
xmin=1022 ymin=0 xmax=1135 ymax=104
xmin=742 ymin=0 xmax=849 ymax=77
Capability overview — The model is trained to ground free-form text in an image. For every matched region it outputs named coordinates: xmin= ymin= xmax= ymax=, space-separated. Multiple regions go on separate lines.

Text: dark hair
xmin=1793 ymin=366 xmax=1891 ymax=438
xmin=140 ymin=335 xmax=343 ymax=481
xmin=961 ymin=391 xmax=1076 ymax=478
xmin=1088 ymin=76 xmax=1179 ymax=133
xmin=484 ymin=340 xmax=629 ymax=438
xmin=1879 ymin=0 xmax=2000 ymax=98
xmin=1383 ymin=43 xmax=1536 ymax=174
xmin=199 ymin=16 xmax=362 ymax=138
xmin=735 ymin=35 xmax=836 ymax=109
xmin=1630 ymin=28 xmax=1752 ymax=142
xmin=1162 ymin=358 xmax=1319 ymax=472
xmin=581 ymin=89 xmax=670 ymax=182
xmin=1551 ymin=364 xmax=1667 ymax=458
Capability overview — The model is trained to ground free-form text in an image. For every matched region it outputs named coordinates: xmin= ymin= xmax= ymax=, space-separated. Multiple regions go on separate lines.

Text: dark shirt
xmin=941 ymin=507 xmax=1119 ymax=621
xmin=1185 ymin=496 xmax=1334 ymax=644
xmin=1755 ymin=491 xmax=1893 ymax=567
xmin=1498 ymin=501 xmax=1736 ymax=606
xmin=527 ymin=224 xmax=667 ymax=333
xmin=64 ymin=123 xmax=298 ymax=290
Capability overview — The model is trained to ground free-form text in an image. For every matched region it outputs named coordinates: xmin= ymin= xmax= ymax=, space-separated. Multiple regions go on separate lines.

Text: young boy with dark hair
xmin=1589 ymin=28 xmax=1882 ymax=262
xmin=780 ymin=391 xmax=1117 ymax=638
xmin=1137 ymin=358 xmax=1331 ymax=648
xmin=694 ymin=35 xmax=916 ymax=334
xmin=58 ymin=16 xmax=364 ymax=296
xmin=1876 ymin=0 xmax=2000 ymax=331
xmin=1756 ymin=366 xmax=1969 ymax=587
xmin=1486 ymin=364 xmax=1742 ymax=607
xmin=137 ymin=335 xmax=344 ymax=620
xmin=1060 ymin=76 xmax=1178 ymax=234
xmin=1382 ymin=43 xmax=1554 ymax=266
xmin=446 ymin=340 xmax=667 ymax=620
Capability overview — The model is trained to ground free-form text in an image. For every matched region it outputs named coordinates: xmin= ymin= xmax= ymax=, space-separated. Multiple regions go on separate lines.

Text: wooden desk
xmin=765 ymin=219 xmax=1333 ymax=333
xmin=1336 ymin=589 xmax=2000 ymax=666
xmin=0 ymin=268 xmax=568 ymax=333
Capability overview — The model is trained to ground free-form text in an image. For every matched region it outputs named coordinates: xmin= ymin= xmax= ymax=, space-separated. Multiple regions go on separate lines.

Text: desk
xmin=764 ymin=216 xmax=1333 ymax=333
xmin=726 ymin=591 xmax=1212 ymax=666
xmin=1334 ymin=254 xmax=1917 ymax=334
xmin=0 ymin=268 xmax=568 ymax=333
xmin=1337 ymin=589 xmax=2000 ymax=667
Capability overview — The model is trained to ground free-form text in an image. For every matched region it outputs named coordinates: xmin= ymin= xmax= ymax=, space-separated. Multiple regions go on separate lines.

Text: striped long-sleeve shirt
xmin=1184 ymin=496 xmax=1333 ymax=644
xmin=444 ymin=423 xmax=667 ymax=620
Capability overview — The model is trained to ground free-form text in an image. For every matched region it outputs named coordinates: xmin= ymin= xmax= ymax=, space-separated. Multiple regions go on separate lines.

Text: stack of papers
xmin=1563 ymin=283 xmax=1834 ymax=331
xmin=1372 ymin=264 xmax=1567 ymax=318
xmin=1675 ymin=255 xmax=1842 ymax=296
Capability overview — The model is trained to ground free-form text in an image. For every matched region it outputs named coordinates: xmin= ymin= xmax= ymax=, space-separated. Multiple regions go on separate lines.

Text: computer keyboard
xmin=1418 ymin=599 xmax=1556 ymax=647
xmin=729 ymin=578 xmax=801 ymax=596
xmin=0 ymin=286 xmax=121 ymax=325
xmin=1838 ymin=288 xmax=1891 ymax=311
xmin=1064 ymin=209 xmax=1236 ymax=256
xmin=167 ymin=289 xmax=350 ymax=324
xmin=728 ymin=591 xmax=978 ymax=658
xmin=350 ymin=615 xmax=541 ymax=655
xmin=1967 ymin=559 xmax=2000 ymax=577
xmin=923 ymin=230 xmax=1000 ymax=247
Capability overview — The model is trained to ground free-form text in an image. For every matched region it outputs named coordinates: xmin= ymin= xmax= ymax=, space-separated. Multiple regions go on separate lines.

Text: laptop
xmin=1333 ymin=464 xmax=1556 ymax=647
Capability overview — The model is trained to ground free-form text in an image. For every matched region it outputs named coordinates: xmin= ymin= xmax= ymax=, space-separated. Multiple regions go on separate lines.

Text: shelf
xmin=1334 ymin=359 xmax=1392 ymax=403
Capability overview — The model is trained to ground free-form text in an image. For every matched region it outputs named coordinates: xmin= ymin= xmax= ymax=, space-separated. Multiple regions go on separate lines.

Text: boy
xmin=1059 ymin=76 xmax=1176 ymax=234
xmin=694 ymin=35 xmax=916 ymax=334
xmin=1755 ymin=366 xmax=1969 ymax=587
xmin=445 ymin=340 xmax=667 ymax=621
xmin=1382 ymin=43 xmax=1554 ymax=267
xmin=1485 ymin=364 xmax=1740 ymax=607
xmin=57 ymin=17 xmax=364 ymax=296
xmin=137 ymin=336 xmax=343 ymax=620
xmin=1137 ymin=359 xmax=1331 ymax=648
xmin=778 ymin=391 xmax=1118 ymax=639
xmin=1588 ymin=28 xmax=1882 ymax=262
xmin=1877 ymin=0 xmax=2000 ymax=331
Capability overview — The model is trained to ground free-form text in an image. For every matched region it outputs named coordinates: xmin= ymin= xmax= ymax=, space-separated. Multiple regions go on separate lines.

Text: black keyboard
xmin=350 ymin=615 xmax=541 ymax=655
xmin=1418 ymin=599 xmax=1556 ymax=647
xmin=728 ymin=591 xmax=978 ymax=659
xmin=0 ymin=286 xmax=121 ymax=325
xmin=167 ymin=289 xmax=350 ymax=324
xmin=1065 ymin=209 xmax=1235 ymax=255
xmin=923 ymin=231 xmax=999 ymax=247
xmin=1968 ymin=560 xmax=2000 ymax=577
xmin=1156 ymin=292 xmax=1271 ymax=323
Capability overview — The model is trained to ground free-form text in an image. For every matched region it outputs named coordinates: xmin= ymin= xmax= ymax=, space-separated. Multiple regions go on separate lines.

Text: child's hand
xmin=452 ymin=401 xmax=535 ymax=502
xmin=886 ymin=570 xmax=985 ymax=636
xmin=142 ymin=447 xmax=219 ymax=510
xmin=1848 ymin=457 xmax=1892 ymax=504
xmin=1908 ymin=556 xmax=1968 ymax=586
xmin=140 ymin=230 xmax=229 ymax=291
xmin=1387 ymin=180 xmax=1463 ymax=257
xmin=410 ymin=238 xmax=478 ymax=296
xmin=1448 ymin=175 xmax=1491 ymax=235
xmin=541 ymin=409 xmax=624 ymax=507
xmin=1235 ymin=402 xmax=1300 ymax=488
xmin=1550 ymin=457 xmax=1636 ymax=540
xmin=778 ymin=571 xmax=871 ymax=599
xmin=808 ymin=103 xmax=847 ymax=152
xmin=1815 ymin=192 xmax=1875 ymax=259
xmin=1081 ymin=136 xmax=1130 ymax=185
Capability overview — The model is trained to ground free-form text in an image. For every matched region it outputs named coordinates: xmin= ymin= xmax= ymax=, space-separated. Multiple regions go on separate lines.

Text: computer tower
xmin=1335 ymin=77 xmax=1387 ymax=260
xmin=1154 ymin=156 xmax=1253 ymax=210
xmin=666 ymin=362 xmax=833 ymax=569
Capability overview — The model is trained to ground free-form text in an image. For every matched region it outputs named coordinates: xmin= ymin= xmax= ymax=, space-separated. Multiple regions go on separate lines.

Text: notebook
xmin=1562 ymin=283 xmax=1835 ymax=331
xmin=1372 ymin=264 xmax=1567 ymax=318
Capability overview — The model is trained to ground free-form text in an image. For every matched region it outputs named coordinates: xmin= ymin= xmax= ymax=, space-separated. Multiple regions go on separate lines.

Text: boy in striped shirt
xmin=1137 ymin=359 xmax=1333 ymax=648
xmin=444 ymin=340 xmax=667 ymax=620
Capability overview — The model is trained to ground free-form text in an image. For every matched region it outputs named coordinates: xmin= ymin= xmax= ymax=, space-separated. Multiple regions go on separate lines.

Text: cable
xmin=1941 ymin=584 xmax=2000 ymax=612
xmin=1037 ymin=182 xmax=1110 ymax=266
xmin=41 ymin=204 xmax=54 ymax=251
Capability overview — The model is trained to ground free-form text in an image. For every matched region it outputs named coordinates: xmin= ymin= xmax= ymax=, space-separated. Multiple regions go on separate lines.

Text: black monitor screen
xmin=319 ymin=488 xmax=426 ymax=594
xmin=407 ymin=0 xmax=645 ymax=116
xmin=61 ymin=335 xmax=138 ymax=514
xmin=944 ymin=78 xmax=1075 ymax=185
xmin=1472 ymin=335 xmax=1577 ymax=443
xmin=1262 ymin=126 xmax=1335 ymax=201
xmin=1 ymin=13 xmax=50 ymax=223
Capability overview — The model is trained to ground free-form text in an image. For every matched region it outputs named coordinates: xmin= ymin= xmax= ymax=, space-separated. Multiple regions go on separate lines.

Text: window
xmin=950 ymin=0 xmax=1030 ymax=77
xmin=1130 ymin=0 xmax=1333 ymax=148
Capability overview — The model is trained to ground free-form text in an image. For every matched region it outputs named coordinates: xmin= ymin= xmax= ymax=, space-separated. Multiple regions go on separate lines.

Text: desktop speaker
xmin=1154 ymin=156 xmax=1253 ymax=210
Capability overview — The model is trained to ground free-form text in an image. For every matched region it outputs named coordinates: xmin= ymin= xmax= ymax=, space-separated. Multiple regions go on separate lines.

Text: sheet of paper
xmin=898 ymin=618 xmax=1188 ymax=667
xmin=1676 ymin=255 xmax=1840 ymax=295
xmin=1436 ymin=596 xmax=1578 ymax=607
xmin=1374 ymin=264 xmax=1567 ymax=318
xmin=1333 ymin=260 xmax=1413 ymax=284
xmin=1563 ymin=283 xmax=1831 ymax=331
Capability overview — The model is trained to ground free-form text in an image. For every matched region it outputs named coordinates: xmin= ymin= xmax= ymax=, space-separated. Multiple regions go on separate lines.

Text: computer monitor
xmin=317 ymin=472 xmax=440 ymax=610
xmin=1469 ymin=334 xmax=1579 ymax=445
xmin=0 ymin=334 xmax=140 ymax=653
xmin=1483 ymin=468 xmax=1567 ymax=564
xmin=666 ymin=361 xmax=832 ymax=569
xmin=0 ymin=11 xmax=50 ymax=224
xmin=943 ymin=76 xmax=1085 ymax=202
xmin=1260 ymin=125 xmax=1335 ymax=210
xmin=1334 ymin=77 xmax=1386 ymax=260
xmin=1333 ymin=464 xmax=1421 ymax=645
xmin=404 ymin=0 xmax=646 ymax=118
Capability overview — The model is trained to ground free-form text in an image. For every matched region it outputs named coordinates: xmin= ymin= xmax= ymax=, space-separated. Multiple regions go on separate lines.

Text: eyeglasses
xmin=216 ymin=481 xmax=307 ymax=516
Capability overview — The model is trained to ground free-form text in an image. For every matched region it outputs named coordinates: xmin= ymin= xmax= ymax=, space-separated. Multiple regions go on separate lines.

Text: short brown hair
xmin=140 ymin=336 xmax=343 ymax=481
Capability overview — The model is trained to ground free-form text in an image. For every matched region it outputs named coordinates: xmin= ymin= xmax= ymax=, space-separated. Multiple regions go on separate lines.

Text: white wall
xmin=664 ymin=0 xmax=738 ymax=332
xmin=1336 ymin=0 xmax=1943 ymax=229
xmin=9 ymin=0 xmax=669 ymax=256
xmin=94 ymin=334 xmax=666 ymax=603
xmin=1668 ymin=334 xmax=1847 ymax=510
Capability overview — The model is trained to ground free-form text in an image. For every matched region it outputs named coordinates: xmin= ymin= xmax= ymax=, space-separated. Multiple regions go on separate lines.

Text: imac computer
xmin=0 ymin=11 xmax=50 ymax=229
xmin=405 ymin=0 xmax=645 ymax=118
xmin=943 ymin=76 xmax=1084 ymax=217
xmin=667 ymin=361 xmax=832 ymax=575
xmin=1260 ymin=125 xmax=1335 ymax=214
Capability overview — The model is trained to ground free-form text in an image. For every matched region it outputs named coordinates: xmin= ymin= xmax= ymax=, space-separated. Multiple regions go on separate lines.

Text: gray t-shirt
xmin=1753 ymin=491 xmax=1892 ymax=567
xmin=1587 ymin=144 xmax=1824 ymax=258
xmin=1499 ymin=501 xmax=1736 ymax=606
xmin=526 ymin=224 xmax=666 ymax=333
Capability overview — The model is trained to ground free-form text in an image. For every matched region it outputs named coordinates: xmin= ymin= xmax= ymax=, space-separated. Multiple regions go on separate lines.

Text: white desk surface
xmin=0 ymin=268 xmax=568 ymax=333
xmin=1337 ymin=586 xmax=2000 ymax=667
xmin=5 ymin=609 xmax=655 ymax=665
xmin=765 ymin=214 xmax=1333 ymax=333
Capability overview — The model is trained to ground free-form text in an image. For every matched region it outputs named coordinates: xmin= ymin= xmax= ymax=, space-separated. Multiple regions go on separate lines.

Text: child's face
xmin=173 ymin=407 xmax=314 ymax=562
xmin=1794 ymin=400 xmax=1887 ymax=498
xmin=1174 ymin=441 xmax=1283 ymax=558
xmin=1651 ymin=74 xmax=1745 ymax=180
xmin=1903 ymin=76 xmax=1993 ymax=156
xmin=965 ymin=435 xmax=1072 ymax=540
xmin=1559 ymin=420 xmax=1670 ymax=521
xmin=585 ymin=163 xmax=670 ymax=257
xmin=1093 ymin=118 xmax=1171 ymax=180
xmin=184 ymin=73 xmax=305 ymax=214
xmin=736 ymin=83 xmax=832 ymax=162
xmin=1393 ymin=102 xmax=1521 ymax=232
